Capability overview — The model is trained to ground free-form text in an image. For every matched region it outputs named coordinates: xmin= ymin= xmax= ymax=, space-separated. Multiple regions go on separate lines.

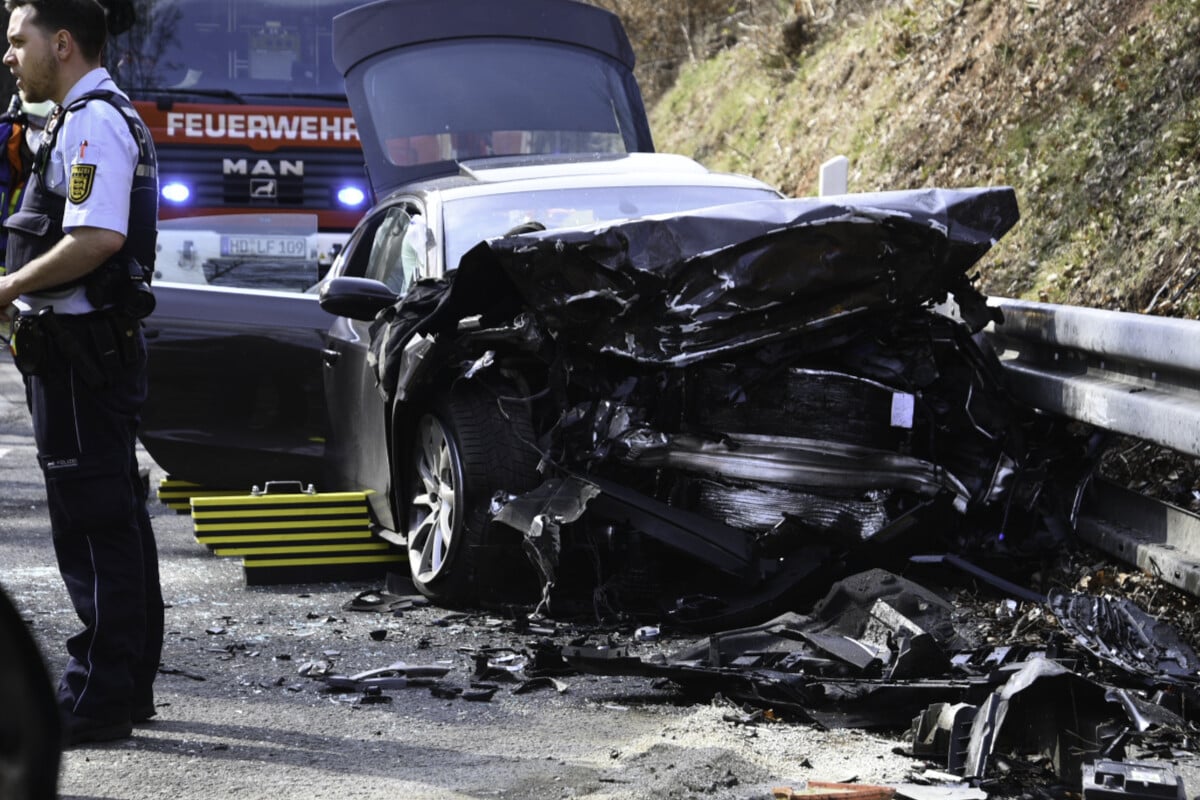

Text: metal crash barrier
xmin=987 ymin=298 xmax=1200 ymax=597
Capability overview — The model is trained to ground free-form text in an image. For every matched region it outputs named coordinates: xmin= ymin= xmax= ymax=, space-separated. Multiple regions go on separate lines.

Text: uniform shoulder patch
xmin=68 ymin=164 xmax=97 ymax=203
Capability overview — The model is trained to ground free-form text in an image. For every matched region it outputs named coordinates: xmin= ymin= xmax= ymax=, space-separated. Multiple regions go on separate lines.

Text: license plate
xmin=220 ymin=235 xmax=308 ymax=259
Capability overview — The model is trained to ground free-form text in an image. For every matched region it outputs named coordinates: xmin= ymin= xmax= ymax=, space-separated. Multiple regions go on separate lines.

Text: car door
xmin=140 ymin=213 xmax=338 ymax=491
xmin=321 ymin=198 xmax=433 ymax=532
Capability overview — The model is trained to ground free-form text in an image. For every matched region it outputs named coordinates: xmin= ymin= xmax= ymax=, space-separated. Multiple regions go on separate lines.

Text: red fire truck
xmin=105 ymin=0 xmax=366 ymax=289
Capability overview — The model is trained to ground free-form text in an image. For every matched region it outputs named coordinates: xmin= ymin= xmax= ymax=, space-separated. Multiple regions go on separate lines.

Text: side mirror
xmin=318 ymin=276 xmax=399 ymax=321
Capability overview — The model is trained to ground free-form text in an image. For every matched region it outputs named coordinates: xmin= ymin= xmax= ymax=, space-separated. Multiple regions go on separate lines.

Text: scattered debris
xmin=342 ymin=588 xmax=427 ymax=615
xmin=463 ymin=684 xmax=499 ymax=702
xmin=353 ymin=687 xmax=392 ymax=706
xmin=512 ymin=676 xmax=569 ymax=695
xmin=318 ymin=661 xmax=451 ymax=693
xmin=157 ymin=666 xmax=206 ymax=682
xmin=297 ymin=659 xmax=334 ymax=678
xmin=634 ymin=626 xmax=660 ymax=642
xmin=555 ymin=568 xmax=1200 ymax=790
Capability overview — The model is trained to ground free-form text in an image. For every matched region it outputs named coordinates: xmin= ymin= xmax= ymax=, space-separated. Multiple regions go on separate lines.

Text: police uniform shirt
xmin=21 ymin=68 xmax=137 ymax=314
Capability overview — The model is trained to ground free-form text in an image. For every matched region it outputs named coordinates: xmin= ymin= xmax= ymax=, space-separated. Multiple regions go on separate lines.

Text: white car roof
xmin=428 ymin=153 xmax=777 ymax=201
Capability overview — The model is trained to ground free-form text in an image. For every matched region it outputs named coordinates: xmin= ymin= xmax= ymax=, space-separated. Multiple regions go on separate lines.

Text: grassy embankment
xmin=632 ymin=0 xmax=1200 ymax=314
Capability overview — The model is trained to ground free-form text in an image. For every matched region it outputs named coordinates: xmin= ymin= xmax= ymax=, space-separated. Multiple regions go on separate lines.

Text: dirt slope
xmin=610 ymin=0 xmax=1200 ymax=315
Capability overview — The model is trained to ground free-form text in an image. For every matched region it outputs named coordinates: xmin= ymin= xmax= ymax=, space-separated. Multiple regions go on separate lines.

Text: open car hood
xmin=333 ymin=0 xmax=654 ymax=197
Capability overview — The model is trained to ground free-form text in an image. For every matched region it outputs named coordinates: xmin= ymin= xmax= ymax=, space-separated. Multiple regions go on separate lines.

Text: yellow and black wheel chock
xmin=189 ymin=482 xmax=404 ymax=585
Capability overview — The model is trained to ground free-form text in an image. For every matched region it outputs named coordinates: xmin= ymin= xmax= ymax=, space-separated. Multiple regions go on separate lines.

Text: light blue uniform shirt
xmin=20 ymin=68 xmax=138 ymax=314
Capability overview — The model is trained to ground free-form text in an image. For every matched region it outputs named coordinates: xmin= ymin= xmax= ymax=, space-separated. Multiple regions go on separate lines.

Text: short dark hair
xmin=4 ymin=0 xmax=108 ymax=62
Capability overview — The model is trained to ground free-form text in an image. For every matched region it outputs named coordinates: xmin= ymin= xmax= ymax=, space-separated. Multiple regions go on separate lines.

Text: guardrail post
xmin=819 ymin=156 xmax=849 ymax=196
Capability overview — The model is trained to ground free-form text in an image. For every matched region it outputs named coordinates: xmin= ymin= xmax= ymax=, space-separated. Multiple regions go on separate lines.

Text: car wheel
xmin=403 ymin=384 xmax=540 ymax=604
xmin=0 ymin=585 xmax=59 ymax=799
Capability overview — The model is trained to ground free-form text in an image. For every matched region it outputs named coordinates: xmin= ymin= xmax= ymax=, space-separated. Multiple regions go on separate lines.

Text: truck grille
xmin=157 ymin=145 xmax=367 ymax=218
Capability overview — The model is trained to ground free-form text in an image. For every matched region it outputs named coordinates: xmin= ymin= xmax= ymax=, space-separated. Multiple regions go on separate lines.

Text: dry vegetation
xmin=597 ymin=0 xmax=1200 ymax=316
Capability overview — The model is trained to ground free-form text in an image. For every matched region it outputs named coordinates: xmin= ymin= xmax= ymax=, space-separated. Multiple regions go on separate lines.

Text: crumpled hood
xmin=444 ymin=186 xmax=1018 ymax=366
xmin=368 ymin=186 xmax=1019 ymax=403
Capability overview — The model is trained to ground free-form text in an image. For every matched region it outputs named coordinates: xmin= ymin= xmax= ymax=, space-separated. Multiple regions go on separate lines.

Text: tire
xmin=402 ymin=383 xmax=541 ymax=605
xmin=0 ymin=585 xmax=60 ymax=799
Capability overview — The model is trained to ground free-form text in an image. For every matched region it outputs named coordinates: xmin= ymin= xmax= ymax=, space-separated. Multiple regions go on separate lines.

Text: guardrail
xmin=988 ymin=297 xmax=1200 ymax=458
xmin=986 ymin=298 xmax=1200 ymax=597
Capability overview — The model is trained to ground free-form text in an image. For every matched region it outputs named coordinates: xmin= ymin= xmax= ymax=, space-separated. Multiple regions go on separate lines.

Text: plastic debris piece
xmin=634 ymin=626 xmax=660 ymax=641
xmin=513 ymin=676 xmax=569 ymax=695
xmin=463 ymin=684 xmax=499 ymax=702
xmin=430 ymin=684 xmax=463 ymax=700
xmin=1082 ymin=760 xmax=1185 ymax=800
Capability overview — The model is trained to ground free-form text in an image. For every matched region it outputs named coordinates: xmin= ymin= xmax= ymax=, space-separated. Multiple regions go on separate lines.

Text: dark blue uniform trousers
xmin=25 ymin=314 xmax=163 ymax=722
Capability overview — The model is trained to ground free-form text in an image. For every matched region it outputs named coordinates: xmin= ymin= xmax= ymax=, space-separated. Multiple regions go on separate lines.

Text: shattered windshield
xmin=441 ymin=184 xmax=781 ymax=270
xmin=361 ymin=39 xmax=647 ymax=169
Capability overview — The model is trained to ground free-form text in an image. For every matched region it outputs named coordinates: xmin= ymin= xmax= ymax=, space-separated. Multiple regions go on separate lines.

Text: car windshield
xmin=360 ymin=39 xmax=646 ymax=168
xmin=106 ymin=0 xmax=359 ymax=98
xmin=441 ymin=185 xmax=781 ymax=270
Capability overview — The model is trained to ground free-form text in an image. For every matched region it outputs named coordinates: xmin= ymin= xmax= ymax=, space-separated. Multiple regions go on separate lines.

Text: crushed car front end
xmin=337 ymin=186 xmax=1094 ymax=625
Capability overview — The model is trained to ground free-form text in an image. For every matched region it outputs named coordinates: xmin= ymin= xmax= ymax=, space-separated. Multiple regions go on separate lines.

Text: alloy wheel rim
xmin=407 ymin=414 xmax=459 ymax=585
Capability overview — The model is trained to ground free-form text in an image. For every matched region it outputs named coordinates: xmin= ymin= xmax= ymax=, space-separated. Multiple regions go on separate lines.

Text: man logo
xmin=250 ymin=178 xmax=278 ymax=199
xmin=69 ymin=164 xmax=97 ymax=203
xmin=223 ymin=159 xmax=304 ymax=177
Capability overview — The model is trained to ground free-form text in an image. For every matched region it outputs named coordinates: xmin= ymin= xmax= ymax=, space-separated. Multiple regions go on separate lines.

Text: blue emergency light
xmin=162 ymin=182 xmax=191 ymax=204
xmin=337 ymin=186 xmax=367 ymax=208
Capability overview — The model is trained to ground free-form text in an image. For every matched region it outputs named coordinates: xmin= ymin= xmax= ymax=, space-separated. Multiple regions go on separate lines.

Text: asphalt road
xmin=0 ymin=355 xmax=920 ymax=800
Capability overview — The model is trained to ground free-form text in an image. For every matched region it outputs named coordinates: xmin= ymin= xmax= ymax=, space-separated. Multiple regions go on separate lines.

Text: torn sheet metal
xmin=1048 ymin=588 xmax=1200 ymax=683
xmin=490 ymin=477 xmax=599 ymax=616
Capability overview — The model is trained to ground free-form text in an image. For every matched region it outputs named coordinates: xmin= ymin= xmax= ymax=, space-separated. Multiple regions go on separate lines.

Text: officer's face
xmin=4 ymin=7 xmax=60 ymax=105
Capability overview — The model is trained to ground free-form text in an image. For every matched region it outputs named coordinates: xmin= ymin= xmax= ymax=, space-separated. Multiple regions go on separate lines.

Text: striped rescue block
xmin=190 ymin=490 xmax=406 ymax=585
xmin=157 ymin=477 xmax=248 ymax=514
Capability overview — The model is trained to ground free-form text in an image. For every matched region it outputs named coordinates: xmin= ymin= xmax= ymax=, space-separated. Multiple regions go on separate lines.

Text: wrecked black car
xmin=318 ymin=181 xmax=1089 ymax=621
xmin=139 ymin=0 xmax=1090 ymax=620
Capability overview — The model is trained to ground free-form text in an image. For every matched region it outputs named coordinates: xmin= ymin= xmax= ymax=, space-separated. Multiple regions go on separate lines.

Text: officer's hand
xmin=0 ymin=304 xmax=14 ymax=346
xmin=0 ymin=276 xmax=17 ymax=312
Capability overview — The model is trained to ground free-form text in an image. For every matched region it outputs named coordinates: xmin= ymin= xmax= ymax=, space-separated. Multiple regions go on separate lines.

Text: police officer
xmin=0 ymin=0 xmax=161 ymax=746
